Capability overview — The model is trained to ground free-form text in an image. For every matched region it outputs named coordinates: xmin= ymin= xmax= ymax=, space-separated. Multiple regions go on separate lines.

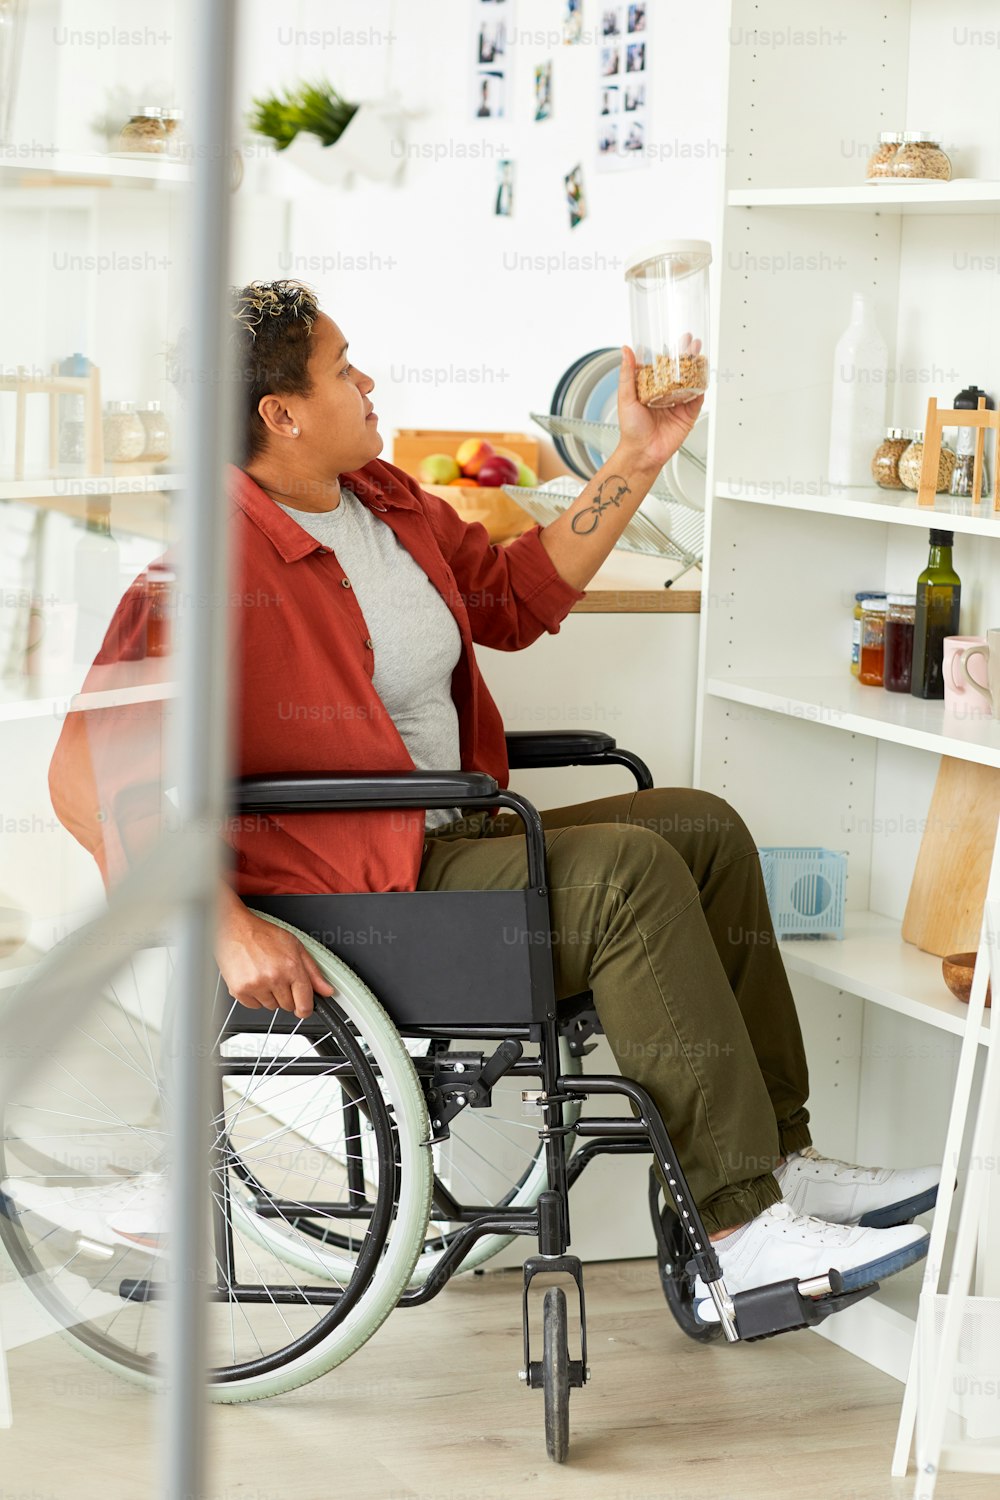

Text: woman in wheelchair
xmin=7 ymin=280 xmax=938 ymax=1448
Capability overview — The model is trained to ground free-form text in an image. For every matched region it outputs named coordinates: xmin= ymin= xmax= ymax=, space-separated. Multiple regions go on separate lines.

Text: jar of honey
xmin=859 ymin=598 xmax=889 ymax=686
xmin=144 ymin=565 xmax=175 ymax=658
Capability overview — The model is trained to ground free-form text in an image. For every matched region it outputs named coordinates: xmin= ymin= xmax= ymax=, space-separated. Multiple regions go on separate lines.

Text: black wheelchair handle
xmin=235 ymin=773 xmax=550 ymax=891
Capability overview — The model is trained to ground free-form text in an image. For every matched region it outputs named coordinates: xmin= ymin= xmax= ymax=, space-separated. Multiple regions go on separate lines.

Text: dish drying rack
xmin=509 ymin=414 xmax=706 ymax=571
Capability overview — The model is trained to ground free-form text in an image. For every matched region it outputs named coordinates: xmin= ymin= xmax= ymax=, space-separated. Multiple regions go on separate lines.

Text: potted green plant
xmin=248 ymin=79 xmax=405 ymax=185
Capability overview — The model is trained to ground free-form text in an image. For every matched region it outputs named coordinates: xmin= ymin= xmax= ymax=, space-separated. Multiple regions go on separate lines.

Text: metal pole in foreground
xmin=163 ymin=0 xmax=237 ymax=1496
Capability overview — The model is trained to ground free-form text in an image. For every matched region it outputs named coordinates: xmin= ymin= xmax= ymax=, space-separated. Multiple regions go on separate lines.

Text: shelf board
xmin=714 ymin=482 xmax=1000 ymax=539
xmin=707 ymin=673 xmax=1000 ymax=769
xmin=727 ymin=182 xmax=1000 ymax=215
xmin=0 ymin=667 xmax=176 ymax=725
xmin=780 ymin=912 xmax=991 ymax=1043
xmin=0 ymin=150 xmax=188 ymax=185
xmin=0 ymin=473 xmax=181 ymax=502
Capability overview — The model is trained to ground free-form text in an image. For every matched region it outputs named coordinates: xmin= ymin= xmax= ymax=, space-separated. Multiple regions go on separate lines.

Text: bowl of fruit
xmin=417 ymin=439 xmax=539 ymax=544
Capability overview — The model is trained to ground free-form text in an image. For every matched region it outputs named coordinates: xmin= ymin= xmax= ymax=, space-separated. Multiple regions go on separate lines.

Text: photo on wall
xmin=471 ymin=0 xmax=509 ymax=119
xmin=495 ymin=157 xmax=515 ymax=216
xmin=563 ymin=0 xmax=583 ymax=44
xmin=535 ymin=60 xmax=552 ymax=122
xmin=565 ymin=163 xmax=587 ymax=228
xmin=596 ymin=0 xmax=650 ymax=170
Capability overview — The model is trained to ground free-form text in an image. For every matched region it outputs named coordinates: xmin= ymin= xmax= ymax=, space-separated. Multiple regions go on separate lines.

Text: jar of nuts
xmin=898 ymin=430 xmax=957 ymax=493
xmin=871 ymin=427 xmax=912 ymax=489
xmin=866 ymin=132 xmax=903 ymax=180
xmin=890 ymin=132 xmax=951 ymax=182
xmin=116 ymin=107 xmax=167 ymax=155
xmin=103 ymin=402 xmax=146 ymax=462
xmin=624 ymin=239 xmax=711 ymax=408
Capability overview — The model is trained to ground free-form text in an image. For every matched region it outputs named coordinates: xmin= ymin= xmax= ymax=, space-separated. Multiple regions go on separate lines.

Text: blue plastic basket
xmin=757 ymin=847 xmax=847 ymax=941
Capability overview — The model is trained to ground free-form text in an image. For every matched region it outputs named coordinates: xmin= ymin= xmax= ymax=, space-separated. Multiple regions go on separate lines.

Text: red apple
xmin=456 ymin=438 xmax=495 ymax=477
xmin=476 ymin=454 xmax=519 ymax=487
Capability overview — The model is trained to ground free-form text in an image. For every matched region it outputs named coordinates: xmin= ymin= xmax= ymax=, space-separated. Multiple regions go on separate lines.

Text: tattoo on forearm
xmin=570 ymin=474 xmax=632 ymax=536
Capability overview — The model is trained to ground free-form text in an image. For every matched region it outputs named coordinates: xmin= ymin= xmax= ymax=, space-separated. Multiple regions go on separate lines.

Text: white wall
xmin=234 ymin=0 xmax=727 ymax=441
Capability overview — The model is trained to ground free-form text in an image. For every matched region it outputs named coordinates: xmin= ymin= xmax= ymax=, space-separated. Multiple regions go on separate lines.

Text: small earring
xmin=291 ymin=426 xmax=300 ymax=436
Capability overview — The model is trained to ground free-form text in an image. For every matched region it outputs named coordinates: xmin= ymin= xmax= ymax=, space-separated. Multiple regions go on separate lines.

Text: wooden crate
xmin=392 ymin=428 xmax=539 ymax=479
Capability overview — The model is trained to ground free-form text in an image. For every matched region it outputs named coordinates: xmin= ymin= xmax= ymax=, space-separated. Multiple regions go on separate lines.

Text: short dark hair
xmin=229 ymin=280 xmax=320 ymax=464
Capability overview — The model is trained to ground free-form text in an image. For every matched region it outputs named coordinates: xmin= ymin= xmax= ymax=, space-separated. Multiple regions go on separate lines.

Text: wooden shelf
xmin=727 ymin=182 xmax=1000 ymax=214
xmin=706 ymin=674 xmax=1000 ymax=769
xmin=714 ymin=482 xmax=1000 ymax=539
xmin=780 ymin=912 xmax=991 ymax=1043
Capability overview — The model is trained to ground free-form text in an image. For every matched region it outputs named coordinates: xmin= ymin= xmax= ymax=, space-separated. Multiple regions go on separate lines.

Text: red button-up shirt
xmin=49 ymin=459 xmax=585 ymax=896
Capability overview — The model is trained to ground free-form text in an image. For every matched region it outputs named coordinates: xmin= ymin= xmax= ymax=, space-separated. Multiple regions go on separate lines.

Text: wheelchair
xmin=0 ymin=731 xmax=879 ymax=1463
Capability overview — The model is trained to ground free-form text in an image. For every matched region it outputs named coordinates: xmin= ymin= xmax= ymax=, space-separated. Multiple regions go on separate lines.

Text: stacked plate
xmin=545 ymin=349 xmax=708 ymax=510
xmin=549 ymin=348 xmax=622 ymax=479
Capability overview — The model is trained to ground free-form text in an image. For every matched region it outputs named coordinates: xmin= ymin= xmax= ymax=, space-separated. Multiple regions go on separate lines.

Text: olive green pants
xmin=416 ymin=787 xmax=812 ymax=1235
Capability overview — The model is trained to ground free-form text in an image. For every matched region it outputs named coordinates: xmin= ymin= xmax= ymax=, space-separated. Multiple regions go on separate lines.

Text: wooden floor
xmin=4 ymin=1258 xmax=998 ymax=1500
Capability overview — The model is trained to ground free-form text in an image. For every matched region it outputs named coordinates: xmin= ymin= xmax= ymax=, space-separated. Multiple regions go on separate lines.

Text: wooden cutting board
xmin=902 ymin=756 xmax=1000 ymax=956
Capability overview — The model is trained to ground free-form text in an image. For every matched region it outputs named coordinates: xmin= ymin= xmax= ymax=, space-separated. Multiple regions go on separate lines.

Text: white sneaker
xmin=692 ymin=1201 xmax=928 ymax=1323
xmin=1 ymin=1171 xmax=167 ymax=1256
xmin=779 ymin=1147 xmax=939 ymax=1227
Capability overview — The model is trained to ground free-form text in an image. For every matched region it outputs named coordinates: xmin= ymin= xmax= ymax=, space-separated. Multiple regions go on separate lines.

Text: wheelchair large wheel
xmin=0 ymin=916 xmax=433 ymax=1400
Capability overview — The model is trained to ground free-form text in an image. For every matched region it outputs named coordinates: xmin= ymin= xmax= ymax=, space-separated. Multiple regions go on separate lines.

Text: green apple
xmin=516 ymin=461 xmax=538 ymax=488
xmin=419 ymin=452 xmax=461 ymax=484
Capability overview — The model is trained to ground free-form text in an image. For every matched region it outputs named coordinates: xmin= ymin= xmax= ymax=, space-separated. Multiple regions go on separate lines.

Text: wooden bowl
xmin=421 ymin=485 xmax=535 ymax=544
xmin=942 ymin=952 xmax=992 ymax=1007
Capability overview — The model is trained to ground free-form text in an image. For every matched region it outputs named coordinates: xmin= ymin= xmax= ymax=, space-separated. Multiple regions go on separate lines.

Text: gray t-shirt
xmin=276 ymin=489 xmax=463 ymax=829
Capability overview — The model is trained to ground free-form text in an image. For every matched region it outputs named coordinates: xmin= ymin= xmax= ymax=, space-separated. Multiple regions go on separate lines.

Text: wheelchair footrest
xmin=731 ymin=1272 xmax=879 ymax=1341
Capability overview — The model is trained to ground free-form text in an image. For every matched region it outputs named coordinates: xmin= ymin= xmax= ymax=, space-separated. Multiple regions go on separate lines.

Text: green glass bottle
xmin=910 ymin=529 xmax=961 ymax=699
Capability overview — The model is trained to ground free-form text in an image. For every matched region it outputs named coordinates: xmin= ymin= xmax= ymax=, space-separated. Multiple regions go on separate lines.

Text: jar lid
xmin=854 ymin=590 xmax=887 ymax=602
xmin=140 ymin=106 xmax=164 ymax=118
xmin=624 ymin=239 xmax=713 ymax=279
xmin=138 ymin=400 xmax=163 ymax=411
xmin=878 ymin=131 xmax=904 ymax=144
xmin=104 ymin=400 xmax=136 ymax=413
xmin=907 ymin=429 xmax=924 ymax=442
xmin=862 ymin=598 xmax=889 ymax=612
xmin=884 ymin=426 xmax=908 ymax=439
xmin=162 ymin=108 xmax=184 ymax=120
xmin=901 ymin=131 xmax=940 ymax=144
xmin=887 ymin=593 xmax=916 ymax=605
xmin=954 ymin=384 xmax=994 ymax=410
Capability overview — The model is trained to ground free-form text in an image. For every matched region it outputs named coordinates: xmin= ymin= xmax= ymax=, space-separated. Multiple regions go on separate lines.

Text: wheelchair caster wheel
xmin=543 ymin=1286 xmax=570 ymax=1463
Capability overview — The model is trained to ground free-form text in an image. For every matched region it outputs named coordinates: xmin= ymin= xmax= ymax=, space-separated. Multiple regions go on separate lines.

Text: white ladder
xmin=892 ymin=816 xmax=1000 ymax=1495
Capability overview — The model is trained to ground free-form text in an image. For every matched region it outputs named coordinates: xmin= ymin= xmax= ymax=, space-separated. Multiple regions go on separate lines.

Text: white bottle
xmin=828 ymin=292 xmax=888 ymax=487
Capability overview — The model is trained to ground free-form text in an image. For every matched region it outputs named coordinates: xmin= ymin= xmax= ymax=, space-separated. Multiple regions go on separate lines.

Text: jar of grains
xmin=116 ymin=107 xmax=167 ymax=154
xmin=866 ymin=132 xmax=903 ymax=179
xmin=103 ymin=402 xmax=146 ymax=461
xmin=624 ymin=239 xmax=712 ymax=407
xmin=871 ymin=427 xmax=911 ymax=489
xmin=890 ymin=132 xmax=951 ymax=182
xmin=898 ymin=430 xmax=956 ymax=493
xmin=136 ymin=401 xmax=171 ymax=461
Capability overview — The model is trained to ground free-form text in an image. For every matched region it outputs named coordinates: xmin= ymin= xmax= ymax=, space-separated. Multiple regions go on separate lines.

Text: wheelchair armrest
xmin=504 ymin=731 xmax=654 ymax=791
xmin=234 ymin=770 xmax=499 ymax=814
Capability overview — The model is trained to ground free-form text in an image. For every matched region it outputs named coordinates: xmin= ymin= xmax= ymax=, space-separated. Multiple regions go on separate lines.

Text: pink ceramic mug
xmin=943 ymin=636 xmax=988 ymax=714
xmin=960 ymin=629 xmax=1000 ymax=718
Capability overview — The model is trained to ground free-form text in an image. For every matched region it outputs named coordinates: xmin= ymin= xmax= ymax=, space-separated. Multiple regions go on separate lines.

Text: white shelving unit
xmin=699 ymin=0 xmax=1000 ymax=1396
